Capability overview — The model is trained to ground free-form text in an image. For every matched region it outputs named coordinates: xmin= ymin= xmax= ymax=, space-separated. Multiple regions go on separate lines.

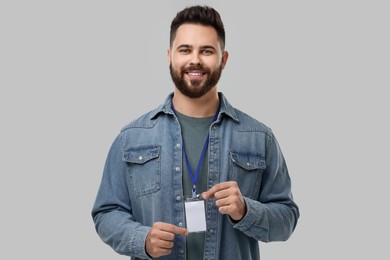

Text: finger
xmin=146 ymin=223 xmax=183 ymax=258
xmin=213 ymin=188 xmax=232 ymax=200
xmin=160 ymin=223 xmax=189 ymax=236
xmin=202 ymin=182 xmax=232 ymax=199
xmin=218 ymin=196 xmax=247 ymax=221
xmin=158 ymin=248 xmax=172 ymax=256
xmin=218 ymin=205 xmax=230 ymax=215
xmin=156 ymin=240 xmax=174 ymax=250
xmin=171 ymin=226 xmax=189 ymax=236
xmin=149 ymin=223 xmax=186 ymax=242
xmin=147 ymin=245 xmax=172 ymax=258
xmin=146 ymin=234 xmax=173 ymax=258
xmin=158 ymin=230 xmax=175 ymax=241
xmin=215 ymin=196 xmax=230 ymax=208
xmin=148 ymin=234 xmax=174 ymax=248
xmin=218 ymin=203 xmax=241 ymax=217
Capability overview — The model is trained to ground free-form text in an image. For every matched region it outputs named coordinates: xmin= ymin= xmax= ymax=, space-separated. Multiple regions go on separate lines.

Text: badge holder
xmin=184 ymin=194 xmax=207 ymax=233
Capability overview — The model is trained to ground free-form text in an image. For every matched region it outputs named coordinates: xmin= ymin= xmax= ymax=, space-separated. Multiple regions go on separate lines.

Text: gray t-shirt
xmin=175 ymin=111 xmax=213 ymax=260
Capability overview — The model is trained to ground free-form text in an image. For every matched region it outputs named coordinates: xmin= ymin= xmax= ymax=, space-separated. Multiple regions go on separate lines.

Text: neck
xmin=172 ymin=89 xmax=220 ymax=118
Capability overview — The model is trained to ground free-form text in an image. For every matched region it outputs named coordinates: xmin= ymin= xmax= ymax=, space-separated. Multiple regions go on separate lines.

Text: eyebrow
xmin=176 ymin=44 xmax=217 ymax=51
xmin=200 ymin=45 xmax=217 ymax=51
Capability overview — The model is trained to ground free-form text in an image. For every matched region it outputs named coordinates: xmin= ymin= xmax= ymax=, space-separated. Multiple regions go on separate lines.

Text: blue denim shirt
xmin=92 ymin=93 xmax=299 ymax=260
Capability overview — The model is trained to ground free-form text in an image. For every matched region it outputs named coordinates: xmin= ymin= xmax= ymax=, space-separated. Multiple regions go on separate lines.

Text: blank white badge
xmin=184 ymin=200 xmax=207 ymax=232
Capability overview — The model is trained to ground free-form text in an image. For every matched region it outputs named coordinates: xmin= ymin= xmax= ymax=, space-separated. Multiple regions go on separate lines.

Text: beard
xmin=169 ymin=63 xmax=223 ymax=99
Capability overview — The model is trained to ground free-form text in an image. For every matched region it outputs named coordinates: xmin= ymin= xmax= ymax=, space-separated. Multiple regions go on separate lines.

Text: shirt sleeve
xmin=91 ymin=134 xmax=152 ymax=259
xmin=231 ymin=133 xmax=300 ymax=242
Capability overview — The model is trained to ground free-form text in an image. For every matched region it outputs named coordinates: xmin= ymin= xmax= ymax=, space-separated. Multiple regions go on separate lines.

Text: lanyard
xmin=171 ymin=100 xmax=220 ymax=198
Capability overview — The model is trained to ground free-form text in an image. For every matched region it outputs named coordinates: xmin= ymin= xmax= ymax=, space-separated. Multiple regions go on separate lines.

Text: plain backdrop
xmin=1 ymin=0 xmax=389 ymax=259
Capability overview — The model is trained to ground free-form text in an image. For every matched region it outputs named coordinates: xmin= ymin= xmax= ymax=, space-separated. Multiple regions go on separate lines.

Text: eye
xmin=201 ymin=49 xmax=214 ymax=55
xmin=179 ymin=48 xmax=191 ymax=54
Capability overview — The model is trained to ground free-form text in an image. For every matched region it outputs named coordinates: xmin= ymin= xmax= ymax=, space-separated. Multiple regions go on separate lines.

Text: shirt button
xmin=175 ymin=167 xmax=181 ymax=172
xmin=209 ymin=228 xmax=214 ymax=234
xmin=176 ymin=196 xmax=181 ymax=201
xmin=138 ymin=156 xmax=143 ymax=160
xmin=176 ymin=143 xmax=181 ymax=148
xmin=246 ymin=162 xmax=250 ymax=167
xmin=179 ymin=249 xmax=184 ymax=254
xmin=178 ymin=222 xmax=183 ymax=227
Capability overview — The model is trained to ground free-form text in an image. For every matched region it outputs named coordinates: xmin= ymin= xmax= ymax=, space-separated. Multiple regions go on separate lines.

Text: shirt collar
xmin=150 ymin=92 xmax=239 ymax=122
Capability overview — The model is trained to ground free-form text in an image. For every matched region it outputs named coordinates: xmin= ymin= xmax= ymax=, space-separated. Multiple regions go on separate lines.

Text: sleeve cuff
xmin=231 ymin=197 xmax=264 ymax=232
xmin=130 ymin=225 xmax=152 ymax=259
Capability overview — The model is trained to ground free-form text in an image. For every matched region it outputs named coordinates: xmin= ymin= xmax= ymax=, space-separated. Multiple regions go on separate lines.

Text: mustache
xmin=183 ymin=65 xmax=210 ymax=73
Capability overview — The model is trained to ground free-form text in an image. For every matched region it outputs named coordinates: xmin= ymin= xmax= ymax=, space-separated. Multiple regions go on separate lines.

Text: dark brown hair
xmin=170 ymin=5 xmax=226 ymax=50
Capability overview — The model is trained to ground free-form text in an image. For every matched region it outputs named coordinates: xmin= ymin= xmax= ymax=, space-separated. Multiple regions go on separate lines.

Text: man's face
xmin=168 ymin=24 xmax=228 ymax=98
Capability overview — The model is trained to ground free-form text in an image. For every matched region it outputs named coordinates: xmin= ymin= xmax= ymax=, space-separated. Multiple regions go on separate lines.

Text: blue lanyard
xmin=171 ymin=100 xmax=220 ymax=198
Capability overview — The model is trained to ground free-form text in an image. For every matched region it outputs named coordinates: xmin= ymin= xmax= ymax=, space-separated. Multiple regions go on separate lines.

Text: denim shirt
xmin=92 ymin=93 xmax=299 ymax=260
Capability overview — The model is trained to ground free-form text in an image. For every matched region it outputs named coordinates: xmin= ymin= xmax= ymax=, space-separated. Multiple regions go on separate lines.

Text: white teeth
xmin=189 ymin=72 xmax=202 ymax=76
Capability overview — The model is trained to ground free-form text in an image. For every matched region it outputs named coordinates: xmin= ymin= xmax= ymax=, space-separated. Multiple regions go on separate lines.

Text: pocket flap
xmin=230 ymin=151 xmax=266 ymax=170
xmin=123 ymin=146 xmax=160 ymax=164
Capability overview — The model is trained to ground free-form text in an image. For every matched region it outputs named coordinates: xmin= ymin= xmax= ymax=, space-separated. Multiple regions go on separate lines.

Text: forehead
xmin=172 ymin=24 xmax=220 ymax=49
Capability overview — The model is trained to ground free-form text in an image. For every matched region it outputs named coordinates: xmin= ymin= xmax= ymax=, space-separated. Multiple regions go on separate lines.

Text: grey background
xmin=1 ymin=0 xmax=389 ymax=259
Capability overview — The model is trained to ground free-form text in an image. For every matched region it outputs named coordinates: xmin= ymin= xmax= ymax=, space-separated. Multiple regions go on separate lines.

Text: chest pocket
xmin=123 ymin=146 xmax=161 ymax=197
xmin=229 ymin=151 xmax=266 ymax=198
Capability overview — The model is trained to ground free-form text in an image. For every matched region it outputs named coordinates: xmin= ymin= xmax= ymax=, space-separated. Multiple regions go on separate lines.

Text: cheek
xmin=171 ymin=55 xmax=190 ymax=67
xmin=205 ymin=57 xmax=222 ymax=69
xmin=171 ymin=63 xmax=184 ymax=74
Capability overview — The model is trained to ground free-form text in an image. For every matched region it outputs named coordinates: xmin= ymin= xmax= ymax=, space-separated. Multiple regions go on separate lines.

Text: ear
xmin=221 ymin=50 xmax=229 ymax=69
xmin=167 ymin=49 xmax=172 ymax=65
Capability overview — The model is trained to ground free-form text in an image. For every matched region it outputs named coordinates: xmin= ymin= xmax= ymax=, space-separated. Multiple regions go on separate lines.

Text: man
xmin=92 ymin=5 xmax=299 ymax=260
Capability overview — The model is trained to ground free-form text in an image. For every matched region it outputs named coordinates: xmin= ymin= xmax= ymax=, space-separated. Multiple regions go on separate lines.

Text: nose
xmin=190 ymin=51 xmax=202 ymax=66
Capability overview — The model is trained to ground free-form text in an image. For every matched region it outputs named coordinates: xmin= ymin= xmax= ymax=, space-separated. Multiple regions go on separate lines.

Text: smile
xmin=185 ymin=70 xmax=206 ymax=79
xmin=188 ymin=72 xmax=202 ymax=76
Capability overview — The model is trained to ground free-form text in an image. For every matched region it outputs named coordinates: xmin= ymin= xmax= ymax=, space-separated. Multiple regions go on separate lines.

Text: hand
xmin=202 ymin=181 xmax=247 ymax=221
xmin=145 ymin=222 xmax=188 ymax=258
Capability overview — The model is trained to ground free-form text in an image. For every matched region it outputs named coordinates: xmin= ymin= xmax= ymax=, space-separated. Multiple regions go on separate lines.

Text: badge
xmin=184 ymin=196 xmax=207 ymax=233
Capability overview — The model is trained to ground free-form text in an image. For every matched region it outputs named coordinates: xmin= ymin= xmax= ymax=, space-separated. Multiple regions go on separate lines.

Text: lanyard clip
xmin=186 ymin=193 xmax=204 ymax=202
xmin=192 ymin=185 xmax=197 ymax=199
